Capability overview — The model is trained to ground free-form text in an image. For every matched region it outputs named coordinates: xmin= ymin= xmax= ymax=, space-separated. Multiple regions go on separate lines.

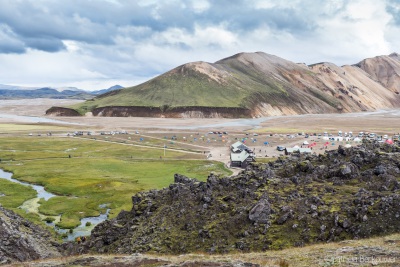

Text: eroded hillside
xmin=47 ymin=52 xmax=400 ymax=118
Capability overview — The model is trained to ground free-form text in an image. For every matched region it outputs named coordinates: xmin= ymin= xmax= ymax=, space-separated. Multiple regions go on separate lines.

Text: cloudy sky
xmin=0 ymin=0 xmax=399 ymax=90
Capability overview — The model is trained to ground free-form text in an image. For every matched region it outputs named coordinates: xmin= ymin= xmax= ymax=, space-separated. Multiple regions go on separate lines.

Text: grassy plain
xmin=0 ymin=179 xmax=37 ymax=208
xmin=0 ymin=136 xmax=231 ymax=228
xmin=0 ymin=123 xmax=68 ymax=132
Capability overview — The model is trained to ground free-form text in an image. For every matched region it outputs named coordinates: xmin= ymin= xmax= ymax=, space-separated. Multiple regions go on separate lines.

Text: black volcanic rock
xmin=67 ymin=141 xmax=400 ymax=255
xmin=0 ymin=206 xmax=61 ymax=264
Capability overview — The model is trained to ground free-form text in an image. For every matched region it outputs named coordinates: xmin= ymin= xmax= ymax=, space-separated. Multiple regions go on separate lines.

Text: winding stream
xmin=0 ymin=169 xmax=109 ymax=240
xmin=0 ymin=169 xmax=56 ymax=200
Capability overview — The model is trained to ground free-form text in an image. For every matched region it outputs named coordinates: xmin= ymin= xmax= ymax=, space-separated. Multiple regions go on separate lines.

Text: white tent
xmin=303 ymin=141 xmax=309 ymax=145
xmin=322 ymin=136 xmax=329 ymax=141
xmin=293 ymin=145 xmax=300 ymax=149
xmin=345 ymin=144 xmax=352 ymax=148
xmin=353 ymin=137 xmax=362 ymax=142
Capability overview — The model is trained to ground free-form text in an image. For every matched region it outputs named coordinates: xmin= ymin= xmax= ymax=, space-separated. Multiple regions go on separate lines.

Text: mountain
xmin=0 ymin=85 xmax=123 ymax=100
xmin=52 ymin=86 xmax=84 ymax=92
xmin=0 ymin=87 xmax=94 ymax=100
xmin=51 ymin=52 xmax=400 ymax=118
xmin=67 ymin=141 xmax=400 ymax=254
xmin=355 ymin=52 xmax=400 ymax=94
xmin=90 ymin=85 xmax=124 ymax=95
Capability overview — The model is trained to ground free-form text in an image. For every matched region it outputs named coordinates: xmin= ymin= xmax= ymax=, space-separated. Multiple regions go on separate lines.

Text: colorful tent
xmin=386 ymin=139 xmax=394 ymax=145
xmin=308 ymin=142 xmax=317 ymax=148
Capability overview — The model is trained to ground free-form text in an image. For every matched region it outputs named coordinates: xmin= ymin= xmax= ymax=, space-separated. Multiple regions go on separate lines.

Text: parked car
xmin=277 ymin=146 xmax=285 ymax=151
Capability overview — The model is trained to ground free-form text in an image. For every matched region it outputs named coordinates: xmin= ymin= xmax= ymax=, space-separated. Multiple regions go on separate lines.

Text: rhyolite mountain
xmin=46 ymin=52 xmax=400 ymax=118
xmin=355 ymin=52 xmax=400 ymax=94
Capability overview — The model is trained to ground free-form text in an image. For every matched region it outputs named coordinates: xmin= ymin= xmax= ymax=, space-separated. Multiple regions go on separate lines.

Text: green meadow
xmin=0 ymin=136 xmax=231 ymax=228
xmin=0 ymin=123 xmax=68 ymax=132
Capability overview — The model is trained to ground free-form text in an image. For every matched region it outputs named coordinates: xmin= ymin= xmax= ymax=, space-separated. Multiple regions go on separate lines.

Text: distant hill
xmin=90 ymin=85 xmax=124 ymax=95
xmin=0 ymin=85 xmax=123 ymax=100
xmin=48 ymin=52 xmax=400 ymax=118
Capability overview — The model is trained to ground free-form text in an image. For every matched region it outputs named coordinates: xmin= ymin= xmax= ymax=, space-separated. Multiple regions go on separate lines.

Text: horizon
xmin=0 ymin=1 xmax=399 ymax=90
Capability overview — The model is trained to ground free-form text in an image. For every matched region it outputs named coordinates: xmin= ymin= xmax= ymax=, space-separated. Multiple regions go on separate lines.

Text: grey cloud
xmin=0 ymin=0 xmax=339 ymax=55
xmin=0 ymin=24 xmax=26 ymax=53
xmin=0 ymin=0 xmax=398 ymax=89
xmin=0 ymin=42 xmax=25 ymax=54
xmin=23 ymin=37 xmax=65 ymax=52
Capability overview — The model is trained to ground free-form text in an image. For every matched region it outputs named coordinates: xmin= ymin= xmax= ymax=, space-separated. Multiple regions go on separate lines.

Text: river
xmin=0 ymin=113 xmax=80 ymax=125
xmin=0 ymin=169 xmax=109 ymax=240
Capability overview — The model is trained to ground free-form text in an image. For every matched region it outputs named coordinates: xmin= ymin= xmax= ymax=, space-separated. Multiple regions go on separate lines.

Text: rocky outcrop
xmin=70 ymin=141 xmax=400 ymax=255
xmin=0 ymin=206 xmax=61 ymax=264
xmin=45 ymin=106 xmax=81 ymax=116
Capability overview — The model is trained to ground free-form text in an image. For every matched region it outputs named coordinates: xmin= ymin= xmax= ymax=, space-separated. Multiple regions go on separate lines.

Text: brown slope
xmin=218 ymin=52 xmax=399 ymax=115
xmin=51 ymin=52 xmax=400 ymax=118
xmin=355 ymin=53 xmax=400 ymax=94
xmin=214 ymin=52 xmax=341 ymax=116
xmin=309 ymin=62 xmax=400 ymax=111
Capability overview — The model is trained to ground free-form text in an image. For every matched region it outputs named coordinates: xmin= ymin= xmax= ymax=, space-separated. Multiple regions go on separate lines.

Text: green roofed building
xmin=230 ymin=141 xmax=255 ymax=168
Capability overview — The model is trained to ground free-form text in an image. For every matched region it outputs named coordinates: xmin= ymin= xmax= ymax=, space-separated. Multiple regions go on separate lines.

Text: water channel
xmin=0 ymin=169 xmax=109 ymax=240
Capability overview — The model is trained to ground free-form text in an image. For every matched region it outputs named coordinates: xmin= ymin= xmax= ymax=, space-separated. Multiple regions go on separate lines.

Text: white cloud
xmin=0 ymin=0 xmax=399 ymax=90
xmin=191 ymin=0 xmax=210 ymax=13
xmin=312 ymin=0 xmax=392 ymax=63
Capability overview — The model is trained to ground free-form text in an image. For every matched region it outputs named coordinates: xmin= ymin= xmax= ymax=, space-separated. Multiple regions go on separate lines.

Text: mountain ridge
xmin=0 ymin=85 xmax=124 ymax=100
xmin=47 ymin=52 xmax=400 ymax=118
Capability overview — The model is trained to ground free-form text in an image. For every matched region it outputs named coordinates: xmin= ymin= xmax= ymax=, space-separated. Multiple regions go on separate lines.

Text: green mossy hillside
xmin=65 ymin=52 xmax=341 ymax=116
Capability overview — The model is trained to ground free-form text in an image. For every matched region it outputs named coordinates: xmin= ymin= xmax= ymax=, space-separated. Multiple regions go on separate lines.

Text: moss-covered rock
xmin=72 ymin=141 xmax=400 ymax=255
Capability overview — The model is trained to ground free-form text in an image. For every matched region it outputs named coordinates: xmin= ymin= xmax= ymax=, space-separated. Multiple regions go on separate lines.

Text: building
xmin=230 ymin=141 xmax=255 ymax=168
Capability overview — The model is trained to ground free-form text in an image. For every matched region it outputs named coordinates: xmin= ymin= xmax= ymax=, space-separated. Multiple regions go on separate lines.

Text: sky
xmin=0 ymin=0 xmax=399 ymax=91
